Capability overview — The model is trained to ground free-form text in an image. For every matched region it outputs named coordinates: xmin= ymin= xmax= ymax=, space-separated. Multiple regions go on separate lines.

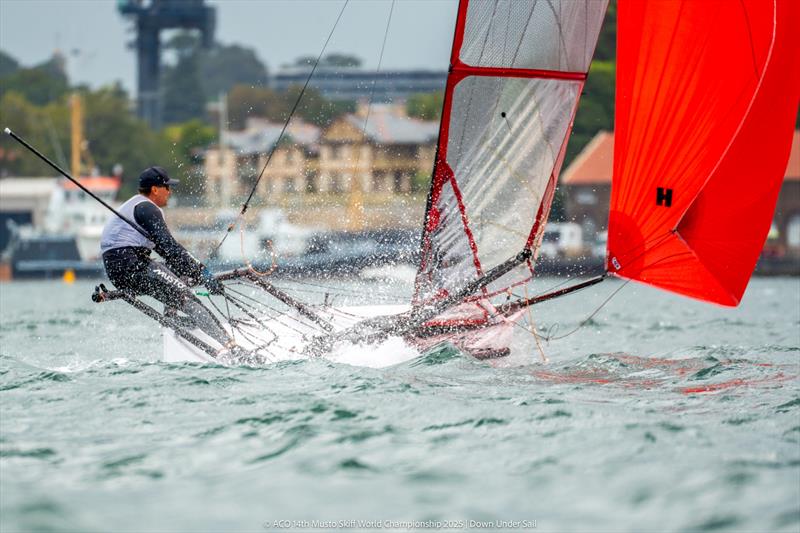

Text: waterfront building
xmin=271 ymin=67 xmax=447 ymax=102
xmin=203 ymin=104 xmax=438 ymax=213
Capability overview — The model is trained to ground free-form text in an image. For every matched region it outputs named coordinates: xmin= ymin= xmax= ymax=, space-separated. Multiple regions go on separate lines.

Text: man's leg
xmin=139 ymin=261 xmax=233 ymax=347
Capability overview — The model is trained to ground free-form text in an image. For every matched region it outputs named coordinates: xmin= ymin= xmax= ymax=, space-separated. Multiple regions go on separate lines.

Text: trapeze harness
xmin=100 ymin=195 xmax=230 ymax=346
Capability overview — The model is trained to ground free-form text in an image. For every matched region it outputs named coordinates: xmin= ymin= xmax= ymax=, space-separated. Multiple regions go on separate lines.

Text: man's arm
xmin=133 ymin=202 xmax=203 ymax=280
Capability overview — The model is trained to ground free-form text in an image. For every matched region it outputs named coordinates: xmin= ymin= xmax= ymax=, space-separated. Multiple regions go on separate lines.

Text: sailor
xmin=100 ymin=166 xmax=232 ymax=347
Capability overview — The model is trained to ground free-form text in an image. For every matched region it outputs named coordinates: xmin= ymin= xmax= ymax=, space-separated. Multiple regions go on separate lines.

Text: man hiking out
xmin=100 ymin=166 xmax=232 ymax=348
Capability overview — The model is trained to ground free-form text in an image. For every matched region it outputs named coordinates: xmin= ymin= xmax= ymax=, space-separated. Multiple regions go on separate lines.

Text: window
xmin=787 ymin=213 xmax=800 ymax=249
xmin=576 ymin=190 xmax=597 ymax=205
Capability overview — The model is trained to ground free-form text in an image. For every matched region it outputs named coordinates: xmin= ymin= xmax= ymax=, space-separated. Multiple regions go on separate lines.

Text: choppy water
xmin=1 ymin=276 xmax=799 ymax=532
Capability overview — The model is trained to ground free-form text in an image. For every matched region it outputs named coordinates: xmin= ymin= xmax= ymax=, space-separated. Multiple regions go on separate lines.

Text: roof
xmin=786 ymin=130 xmax=800 ymax=181
xmin=0 ymin=177 xmax=58 ymax=198
xmin=561 ymin=131 xmax=614 ymax=185
xmin=226 ymin=119 xmax=321 ymax=154
xmin=562 ymin=129 xmax=800 ymax=185
xmin=61 ymin=176 xmax=121 ymax=192
xmin=345 ymin=105 xmax=439 ymax=144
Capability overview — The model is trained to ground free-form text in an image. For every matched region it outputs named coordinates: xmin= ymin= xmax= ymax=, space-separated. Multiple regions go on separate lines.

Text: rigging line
xmin=204 ymin=294 xmax=244 ymax=340
xmin=210 ymin=0 xmax=350 ymax=255
xmin=223 ymin=289 xmax=284 ymax=321
xmin=538 ymin=277 xmax=630 ymax=341
xmin=608 ymin=229 xmax=676 ymax=271
xmin=531 ymin=244 xmax=701 ymax=344
xmin=220 ymin=296 xmax=282 ymax=349
xmin=508 ymin=275 xmax=576 ymax=301
xmin=224 ymin=292 xmax=313 ymax=339
xmin=222 ymin=292 xmax=279 ymax=332
xmin=284 ymin=283 xmax=400 ymax=303
xmin=346 ymin=0 xmax=395 ymax=211
xmin=284 ymin=277 xmax=404 ymax=301
xmin=511 ymin=0 xmax=539 ymax=68
xmin=523 ymin=284 xmax=548 ymax=363
xmin=224 ymin=285 xmax=326 ymax=337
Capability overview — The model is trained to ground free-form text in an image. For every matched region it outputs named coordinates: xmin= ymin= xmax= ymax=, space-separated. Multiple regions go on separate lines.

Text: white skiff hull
xmin=162 ymin=304 xmax=427 ymax=368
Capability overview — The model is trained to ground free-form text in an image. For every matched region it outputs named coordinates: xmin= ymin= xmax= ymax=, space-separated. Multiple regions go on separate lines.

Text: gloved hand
xmin=201 ymin=266 xmax=225 ymax=295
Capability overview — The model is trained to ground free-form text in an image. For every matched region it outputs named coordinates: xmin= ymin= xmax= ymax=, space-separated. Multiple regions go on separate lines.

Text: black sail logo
xmin=656 ymin=187 xmax=673 ymax=207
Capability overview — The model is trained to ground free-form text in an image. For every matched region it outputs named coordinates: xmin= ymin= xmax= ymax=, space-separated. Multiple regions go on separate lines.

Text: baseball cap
xmin=138 ymin=166 xmax=179 ymax=188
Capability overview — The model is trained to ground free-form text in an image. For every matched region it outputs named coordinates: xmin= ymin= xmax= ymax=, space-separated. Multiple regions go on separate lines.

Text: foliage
xmin=0 ymin=53 xmax=69 ymax=106
xmin=81 ymin=85 xmax=172 ymax=196
xmin=226 ymin=84 xmax=354 ymax=130
xmin=594 ymin=0 xmax=617 ymax=62
xmin=162 ymin=50 xmax=207 ymax=125
xmin=0 ymin=73 xmax=208 ymax=199
xmin=162 ymin=119 xmax=216 ymax=201
xmin=566 ymin=60 xmax=615 ymax=164
xmin=285 ymin=86 xmax=355 ymax=127
xmin=199 ymin=44 xmax=268 ymax=98
xmin=0 ymin=91 xmax=69 ymax=176
xmin=412 ymin=171 xmax=432 ymax=193
xmin=0 ymin=50 xmax=19 ymax=78
xmin=289 ymin=54 xmax=361 ymax=69
xmin=159 ymin=33 xmax=269 ymax=126
xmin=407 ymin=92 xmax=444 ymax=120
xmin=322 ymin=54 xmax=362 ymax=68
xmin=226 ymin=85 xmax=281 ymax=130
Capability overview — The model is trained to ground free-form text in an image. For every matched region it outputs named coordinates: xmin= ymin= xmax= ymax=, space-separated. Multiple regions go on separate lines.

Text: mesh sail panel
xmin=416 ymin=76 xmax=580 ymax=303
xmin=414 ymin=0 xmax=608 ymax=308
xmin=460 ymin=0 xmax=606 ymax=71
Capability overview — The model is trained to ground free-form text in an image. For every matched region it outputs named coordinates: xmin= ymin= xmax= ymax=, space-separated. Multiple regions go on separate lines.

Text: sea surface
xmin=1 ymin=275 xmax=799 ymax=533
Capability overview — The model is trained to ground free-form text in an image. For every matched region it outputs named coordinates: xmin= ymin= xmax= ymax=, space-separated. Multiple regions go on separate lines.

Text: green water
xmin=1 ymin=277 xmax=798 ymax=532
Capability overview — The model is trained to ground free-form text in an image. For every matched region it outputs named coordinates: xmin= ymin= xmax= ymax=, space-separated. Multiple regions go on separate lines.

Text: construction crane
xmin=118 ymin=0 xmax=215 ymax=129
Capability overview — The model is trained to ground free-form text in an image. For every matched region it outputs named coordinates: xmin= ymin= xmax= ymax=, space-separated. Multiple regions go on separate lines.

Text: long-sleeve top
xmin=133 ymin=201 xmax=204 ymax=279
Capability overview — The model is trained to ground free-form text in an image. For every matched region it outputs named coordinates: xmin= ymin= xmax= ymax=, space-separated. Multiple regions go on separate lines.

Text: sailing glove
xmin=201 ymin=267 xmax=225 ymax=295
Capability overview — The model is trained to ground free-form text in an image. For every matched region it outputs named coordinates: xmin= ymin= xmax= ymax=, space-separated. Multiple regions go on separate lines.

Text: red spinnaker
xmin=608 ymin=0 xmax=800 ymax=306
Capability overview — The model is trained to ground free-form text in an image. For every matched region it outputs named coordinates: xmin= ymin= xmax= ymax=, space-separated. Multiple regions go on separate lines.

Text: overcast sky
xmin=0 ymin=0 xmax=458 ymax=95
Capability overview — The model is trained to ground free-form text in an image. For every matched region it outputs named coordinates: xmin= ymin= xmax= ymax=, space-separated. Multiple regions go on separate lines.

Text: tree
xmin=291 ymin=56 xmax=317 ymax=68
xmin=594 ymin=0 xmax=617 ymax=62
xmin=285 ymin=86 xmax=354 ymax=127
xmin=0 ymin=53 xmax=69 ymax=106
xmin=161 ymin=51 xmax=206 ymax=125
xmin=0 ymin=50 xmax=19 ymax=78
xmin=323 ymin=54 xmax=362 ymax=68
xmin=82 ymin=84 xmax=171 ymax=196
xmin=407 ymin=92 xmax=444 ymax=120
xmin=162 ymin=119 xmax=216 ymax=203
xmin=226 ymin=84 xmax=280 ymax=130
xmin=0 ymin=91 xmax=61 ymax=176
xmin=199 ymin=44 xmax=268 ymax=98
xmin=566 ymin=60 xmax=615 ymax=166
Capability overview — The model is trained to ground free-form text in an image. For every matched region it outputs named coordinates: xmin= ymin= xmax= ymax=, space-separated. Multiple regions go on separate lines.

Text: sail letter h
xmin=656 ymin=187 xmax=673 ymax=207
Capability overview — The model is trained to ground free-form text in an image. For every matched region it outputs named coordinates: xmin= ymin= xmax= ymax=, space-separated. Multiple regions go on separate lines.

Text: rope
xmin=210 ymin=0 xmax=351 ymax=256
xmin=523 ymin=284 xmax=548 ymax=362
xmin=540 ymin=277 xmax=631 ymax=341
xmin=345 ymin=0 xmax=396 ymax=229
